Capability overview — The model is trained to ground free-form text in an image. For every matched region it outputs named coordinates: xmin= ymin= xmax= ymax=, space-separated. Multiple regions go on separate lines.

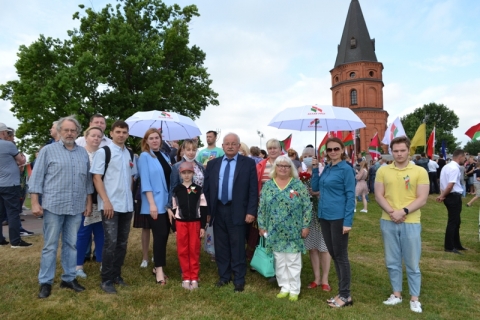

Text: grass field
xmin=1 ymin=194 xmax=480 ymax=320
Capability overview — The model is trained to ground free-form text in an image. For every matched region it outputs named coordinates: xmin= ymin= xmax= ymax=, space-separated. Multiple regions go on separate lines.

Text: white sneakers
xmin=383 ymin=294 xmax=402 ymax=305
xmin=360 ymin=209 xmax=368 ymax=213
xmin=410 ymin=300 xmax=422 ymax=313
xmin=383 ymin=294 xmax=422 ymax=313
xmin=140 ymin=260 xmax=148 ymax=268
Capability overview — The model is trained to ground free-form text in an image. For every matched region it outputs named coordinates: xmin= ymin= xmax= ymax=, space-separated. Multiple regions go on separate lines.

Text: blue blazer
xmin=138 ymin=151 xmax=169 ymax=214
xmin=168 ymin=158 xmax=205 ymax=208
xmin=204 ymin=154 xmax=258 ymax=226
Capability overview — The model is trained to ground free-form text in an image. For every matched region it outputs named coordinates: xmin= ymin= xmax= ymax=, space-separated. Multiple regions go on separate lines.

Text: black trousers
xmin=213 ymin=202 xmax=247 ymax=285
xmin=428 ymin=172 xmax=439 ymax=194
xmin=101 ymin=211 xmax=133 ymax=282
xmin=148 ymin=213 xmax=170 ymax=267
xmin=319 ymin=218 xmax=351 ymax=299
xmin=443 ymin=193 xmax=463 ymax=250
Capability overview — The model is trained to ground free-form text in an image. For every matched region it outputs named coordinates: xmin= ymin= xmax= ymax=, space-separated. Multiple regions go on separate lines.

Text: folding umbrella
xmin=267 ymin=105 xmax=366 ymax=147
xmin=125 ymin=110 xmax=201 ymax=140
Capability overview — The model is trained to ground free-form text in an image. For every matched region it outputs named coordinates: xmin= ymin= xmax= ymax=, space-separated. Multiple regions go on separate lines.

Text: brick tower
xmin=330 ymin=0 xmax=388 ymax=154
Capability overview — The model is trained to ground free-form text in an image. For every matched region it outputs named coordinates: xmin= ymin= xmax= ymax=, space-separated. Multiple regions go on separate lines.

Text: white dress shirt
xmin=439 ymin=161 xmax=463 ymax=193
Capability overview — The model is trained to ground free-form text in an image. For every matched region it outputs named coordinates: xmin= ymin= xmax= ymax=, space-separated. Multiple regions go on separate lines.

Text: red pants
xmin=176 ymin=220 xmax=201 ymax=281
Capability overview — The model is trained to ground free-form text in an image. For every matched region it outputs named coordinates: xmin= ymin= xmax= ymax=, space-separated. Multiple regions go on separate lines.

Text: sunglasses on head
xmin=326 ymin=147 xmax=341 ymax=152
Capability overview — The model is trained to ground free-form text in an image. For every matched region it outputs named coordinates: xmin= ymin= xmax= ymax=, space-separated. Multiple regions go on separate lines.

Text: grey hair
xmin=57 ymin=116 xmax=82 ymax=134
xmin=223 ymin=132 xmax=240 ymax=144
xmin=270 ymin=155 xmax=299 ymax=179
xmin=302 ymin=147 xmax=315 ymax=157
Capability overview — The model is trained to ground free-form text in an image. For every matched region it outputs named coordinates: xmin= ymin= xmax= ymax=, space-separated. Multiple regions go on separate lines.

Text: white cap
xmin=0 ymin=123 xmax=13 ymax=132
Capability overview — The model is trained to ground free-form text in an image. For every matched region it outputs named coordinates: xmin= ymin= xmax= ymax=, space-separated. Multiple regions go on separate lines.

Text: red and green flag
xmin=426 ymin=127 xmax=435 ymax=158
xmin=343 ymin=132 xmax=354 ymax=146
xmin=317 ymin=133 xmax=329 ymax=157
xmin=465 ymin=123 xmax=480 ymax=141
xmin=368 ymin=132 xmax=381 ymax=159
xmin=279 ymin=134 xmax=292 ymax=154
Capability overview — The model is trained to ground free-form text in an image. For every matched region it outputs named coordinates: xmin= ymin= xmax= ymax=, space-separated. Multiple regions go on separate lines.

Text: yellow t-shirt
xmin=375 ymin=162 xmax=429 ymax=223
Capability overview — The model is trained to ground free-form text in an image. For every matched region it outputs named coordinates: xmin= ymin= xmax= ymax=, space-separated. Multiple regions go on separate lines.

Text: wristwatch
xmin=403 ymin=208 xmax=409 ymax=215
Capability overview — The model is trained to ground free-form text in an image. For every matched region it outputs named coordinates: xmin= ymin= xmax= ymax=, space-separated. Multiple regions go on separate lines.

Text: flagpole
xmin=314 ymin=119 xmax=318 ymax=155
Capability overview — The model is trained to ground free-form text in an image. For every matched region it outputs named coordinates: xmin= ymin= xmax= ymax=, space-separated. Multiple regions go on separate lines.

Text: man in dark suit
xmin=204 ymin=133 xmax=258 ymax=292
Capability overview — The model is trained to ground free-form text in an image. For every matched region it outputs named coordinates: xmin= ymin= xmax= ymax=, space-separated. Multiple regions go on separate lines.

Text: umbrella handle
xmin=315 ymin=119 xmax=318 ymax=157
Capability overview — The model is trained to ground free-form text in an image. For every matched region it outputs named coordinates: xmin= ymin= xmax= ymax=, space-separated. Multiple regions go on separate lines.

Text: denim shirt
xmin=311 ymin=160 xmax=356 ymax=227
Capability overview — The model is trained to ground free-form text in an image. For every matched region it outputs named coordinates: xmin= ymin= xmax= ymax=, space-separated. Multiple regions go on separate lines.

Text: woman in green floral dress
xmin=258 ymin=155 xmax=311 ymax=301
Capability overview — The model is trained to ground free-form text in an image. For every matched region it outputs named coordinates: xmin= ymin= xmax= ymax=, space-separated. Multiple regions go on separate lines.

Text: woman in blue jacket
xmin=312 ymin=137 xmax=356 ymax=308
xmin=138 ymin=128 xmax=172 ymax=285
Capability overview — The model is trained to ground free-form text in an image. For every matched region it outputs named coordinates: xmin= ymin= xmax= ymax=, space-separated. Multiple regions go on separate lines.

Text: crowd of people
xmin=1 ymin=116 xmax=479 ymax=314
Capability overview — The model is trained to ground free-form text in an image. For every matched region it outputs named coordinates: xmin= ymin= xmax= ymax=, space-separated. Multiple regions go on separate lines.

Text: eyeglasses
xmin=62 ymin=129 xmax=78 ymax=133
xmin=223 ymin=143 xmax=238 ymax=147
xmin=326 ymin=147 xmax=341 ymax=152
xmin=277 ymin=165 xmax=291 ymax=169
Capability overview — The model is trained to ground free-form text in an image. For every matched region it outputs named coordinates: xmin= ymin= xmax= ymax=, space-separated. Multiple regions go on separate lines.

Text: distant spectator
xmin=250 ymin=146 xmax=263 ymax=164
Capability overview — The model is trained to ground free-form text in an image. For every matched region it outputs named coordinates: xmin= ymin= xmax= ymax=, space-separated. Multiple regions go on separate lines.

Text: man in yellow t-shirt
xmin=375 ymin=136 xmax=429 ymax=314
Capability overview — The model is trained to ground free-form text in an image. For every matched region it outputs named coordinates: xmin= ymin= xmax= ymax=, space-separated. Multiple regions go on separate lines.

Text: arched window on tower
xmin=350 ymin=89 xmax=358 ymax=105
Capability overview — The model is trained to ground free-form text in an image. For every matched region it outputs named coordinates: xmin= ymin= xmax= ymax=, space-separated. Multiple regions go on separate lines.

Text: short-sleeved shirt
xmin=196 ymin=147 xmax=224 ymax=165
xmin=440 ymin=161 xmax=463 ymax=193
xmin=90 ymin=144 xmax=137 ymax=212
xmin=376 ymin=162 xmax=429 ymax=223
xmin=0 ymin=139 xmax=20 ymax=187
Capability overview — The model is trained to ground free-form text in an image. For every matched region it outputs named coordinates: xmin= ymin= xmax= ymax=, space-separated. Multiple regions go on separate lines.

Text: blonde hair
xmin=266 ymin=138 xmax=281 ymax=150
xmin=239 ymin=142 xmax=250 ymax=156
xmin=83 ymin=126 xmax=103 ymax=137
xmin=270 ymin=155 xmax=299 ymax=179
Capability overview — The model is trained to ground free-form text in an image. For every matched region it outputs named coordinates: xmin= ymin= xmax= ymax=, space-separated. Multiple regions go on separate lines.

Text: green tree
xmin=463 ymin=139 xmax=480 ymax=156
xmin=401 ymin=102 xmax=460 ymax=155
xmin=0 ymin=0 xmax=218 ymax=154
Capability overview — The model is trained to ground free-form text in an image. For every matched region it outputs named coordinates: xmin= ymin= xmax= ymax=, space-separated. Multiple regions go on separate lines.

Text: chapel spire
xmin=334 ymin=0 xmax=377 ymax=68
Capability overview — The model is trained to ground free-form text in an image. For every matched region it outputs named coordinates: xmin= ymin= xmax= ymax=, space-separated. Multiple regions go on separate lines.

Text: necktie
xmin=221 ymin=158 xmax=233 ymax=204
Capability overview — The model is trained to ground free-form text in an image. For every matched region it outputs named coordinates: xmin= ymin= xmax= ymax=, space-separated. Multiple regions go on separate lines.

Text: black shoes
xmin=60 ymin=279 xmax=85 ymax=292
xmin=11 ymin=240 xmax=32 ymax=248
xmin=445 ymin=249 xmax=463 ymax=255
xmin=215 ymin=280 xmax=230 ymax=287
xmin=457 ymin=247 xmax=468 ymax=251
xmin=101 ymin=280 xmax=117 ymax=294
xmin=0 ymin=239 xmax=9 ymax=246
xmin=38 ymin=284 xmax=52 ymax=299
xmin=114 ymin=277 xmax=129 ymax=286
xmin=233 ymin=284 xmax=245 ymax=293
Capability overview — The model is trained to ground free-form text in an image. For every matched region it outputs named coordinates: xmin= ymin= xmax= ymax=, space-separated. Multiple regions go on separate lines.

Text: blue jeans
xmin=0 ymin=186 xmax=22 ymax=245
xmin=38 ymin=210 xmax=82 ymax=285
xmin=76 ymin=215 xmax=104 ymax=265
xmin=380 ymin=220 xmax=421 ymax=297
xmin=101 ymin=211 xmax=133 ymax=282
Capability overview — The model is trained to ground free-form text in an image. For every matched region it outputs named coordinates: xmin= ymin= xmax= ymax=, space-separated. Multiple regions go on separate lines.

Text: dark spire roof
xmin=334 ymin=0 xmax=377 ymax=68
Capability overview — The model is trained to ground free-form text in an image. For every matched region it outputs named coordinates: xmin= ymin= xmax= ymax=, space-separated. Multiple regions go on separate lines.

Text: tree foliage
xmin=463 ymin=139 xmax=480 ymax=156
xmin=401 ymin=102 xmax=460 ymax=155
xmin=0 ymin=0 xmax=218 ymax=153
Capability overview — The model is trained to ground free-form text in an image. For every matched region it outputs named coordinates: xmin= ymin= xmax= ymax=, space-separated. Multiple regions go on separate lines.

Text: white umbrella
xmin=125 ymin=110 xmax=201 ymax=140
xmin=267 ymin=104 xmax=366 ymax=147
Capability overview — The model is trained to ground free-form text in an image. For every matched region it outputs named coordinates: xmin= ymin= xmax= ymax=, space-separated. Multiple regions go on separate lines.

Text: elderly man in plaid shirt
xmin=29 ymin=116 xmax=93 ymax=299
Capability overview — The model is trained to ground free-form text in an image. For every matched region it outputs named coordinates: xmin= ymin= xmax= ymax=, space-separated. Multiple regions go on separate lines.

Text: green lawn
xmin=1 ymin=194 xmax=480 ymax=319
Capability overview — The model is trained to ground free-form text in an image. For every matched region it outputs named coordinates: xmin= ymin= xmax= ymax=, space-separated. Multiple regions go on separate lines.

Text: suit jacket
xmin=204 ymin=154 xmax=258 ymax=226
xmin=138 ymin=151 xmax=169 ymax=214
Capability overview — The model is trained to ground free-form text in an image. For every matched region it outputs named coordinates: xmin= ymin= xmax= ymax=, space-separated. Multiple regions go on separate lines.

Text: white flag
xmin=382 ymin=117 xmax=407 ymax=146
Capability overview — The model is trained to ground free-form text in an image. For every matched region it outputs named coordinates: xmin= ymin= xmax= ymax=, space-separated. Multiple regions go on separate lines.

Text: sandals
xmin=328 ymin=296 xmax=353 ymax=308
xmin=156 ymin=280 xmax=166 ymax=285
xmin=152 ymin=267 xmax=168 ymax=284
xmin=308 ymin=282 xmax=331 ymax=291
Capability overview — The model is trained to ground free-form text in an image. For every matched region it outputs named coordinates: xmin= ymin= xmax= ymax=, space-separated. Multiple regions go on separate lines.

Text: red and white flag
xmin=426 ymin=127 xmax=435 ymax=158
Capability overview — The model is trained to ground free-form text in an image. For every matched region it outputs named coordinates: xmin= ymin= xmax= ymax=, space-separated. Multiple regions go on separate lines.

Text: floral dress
xmin=257 ymin=178 xmax=312 ymax=254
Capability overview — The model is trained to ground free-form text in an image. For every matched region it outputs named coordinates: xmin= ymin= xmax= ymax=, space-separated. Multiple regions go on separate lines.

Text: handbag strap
xmin=259 ymin=236 xmax=266 ymax=248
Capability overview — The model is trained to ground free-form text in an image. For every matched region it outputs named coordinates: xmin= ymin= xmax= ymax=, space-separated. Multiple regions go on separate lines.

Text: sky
xmin=1 ymin=0 xmax=479 ymax=153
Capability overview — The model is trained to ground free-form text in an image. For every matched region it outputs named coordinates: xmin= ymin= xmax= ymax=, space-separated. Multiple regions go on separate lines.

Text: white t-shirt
xmin=427 ymin=159 xmax=439 ymax=172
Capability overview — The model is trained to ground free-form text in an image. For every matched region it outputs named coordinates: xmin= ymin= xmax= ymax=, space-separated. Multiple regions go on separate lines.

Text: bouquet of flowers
xmin=299 ymin=171 xmax=314 ymax=199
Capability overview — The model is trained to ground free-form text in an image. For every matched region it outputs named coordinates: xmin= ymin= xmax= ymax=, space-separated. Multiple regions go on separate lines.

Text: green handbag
xmin=250 ymin=236 xmax=275 ymax=278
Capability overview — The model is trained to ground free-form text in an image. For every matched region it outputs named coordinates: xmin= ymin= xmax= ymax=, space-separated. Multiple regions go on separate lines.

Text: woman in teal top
xmin=312 ymin=137 xmax=356 ymax=308
xmin=258 ymin=155 xmax=311 ymax=301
